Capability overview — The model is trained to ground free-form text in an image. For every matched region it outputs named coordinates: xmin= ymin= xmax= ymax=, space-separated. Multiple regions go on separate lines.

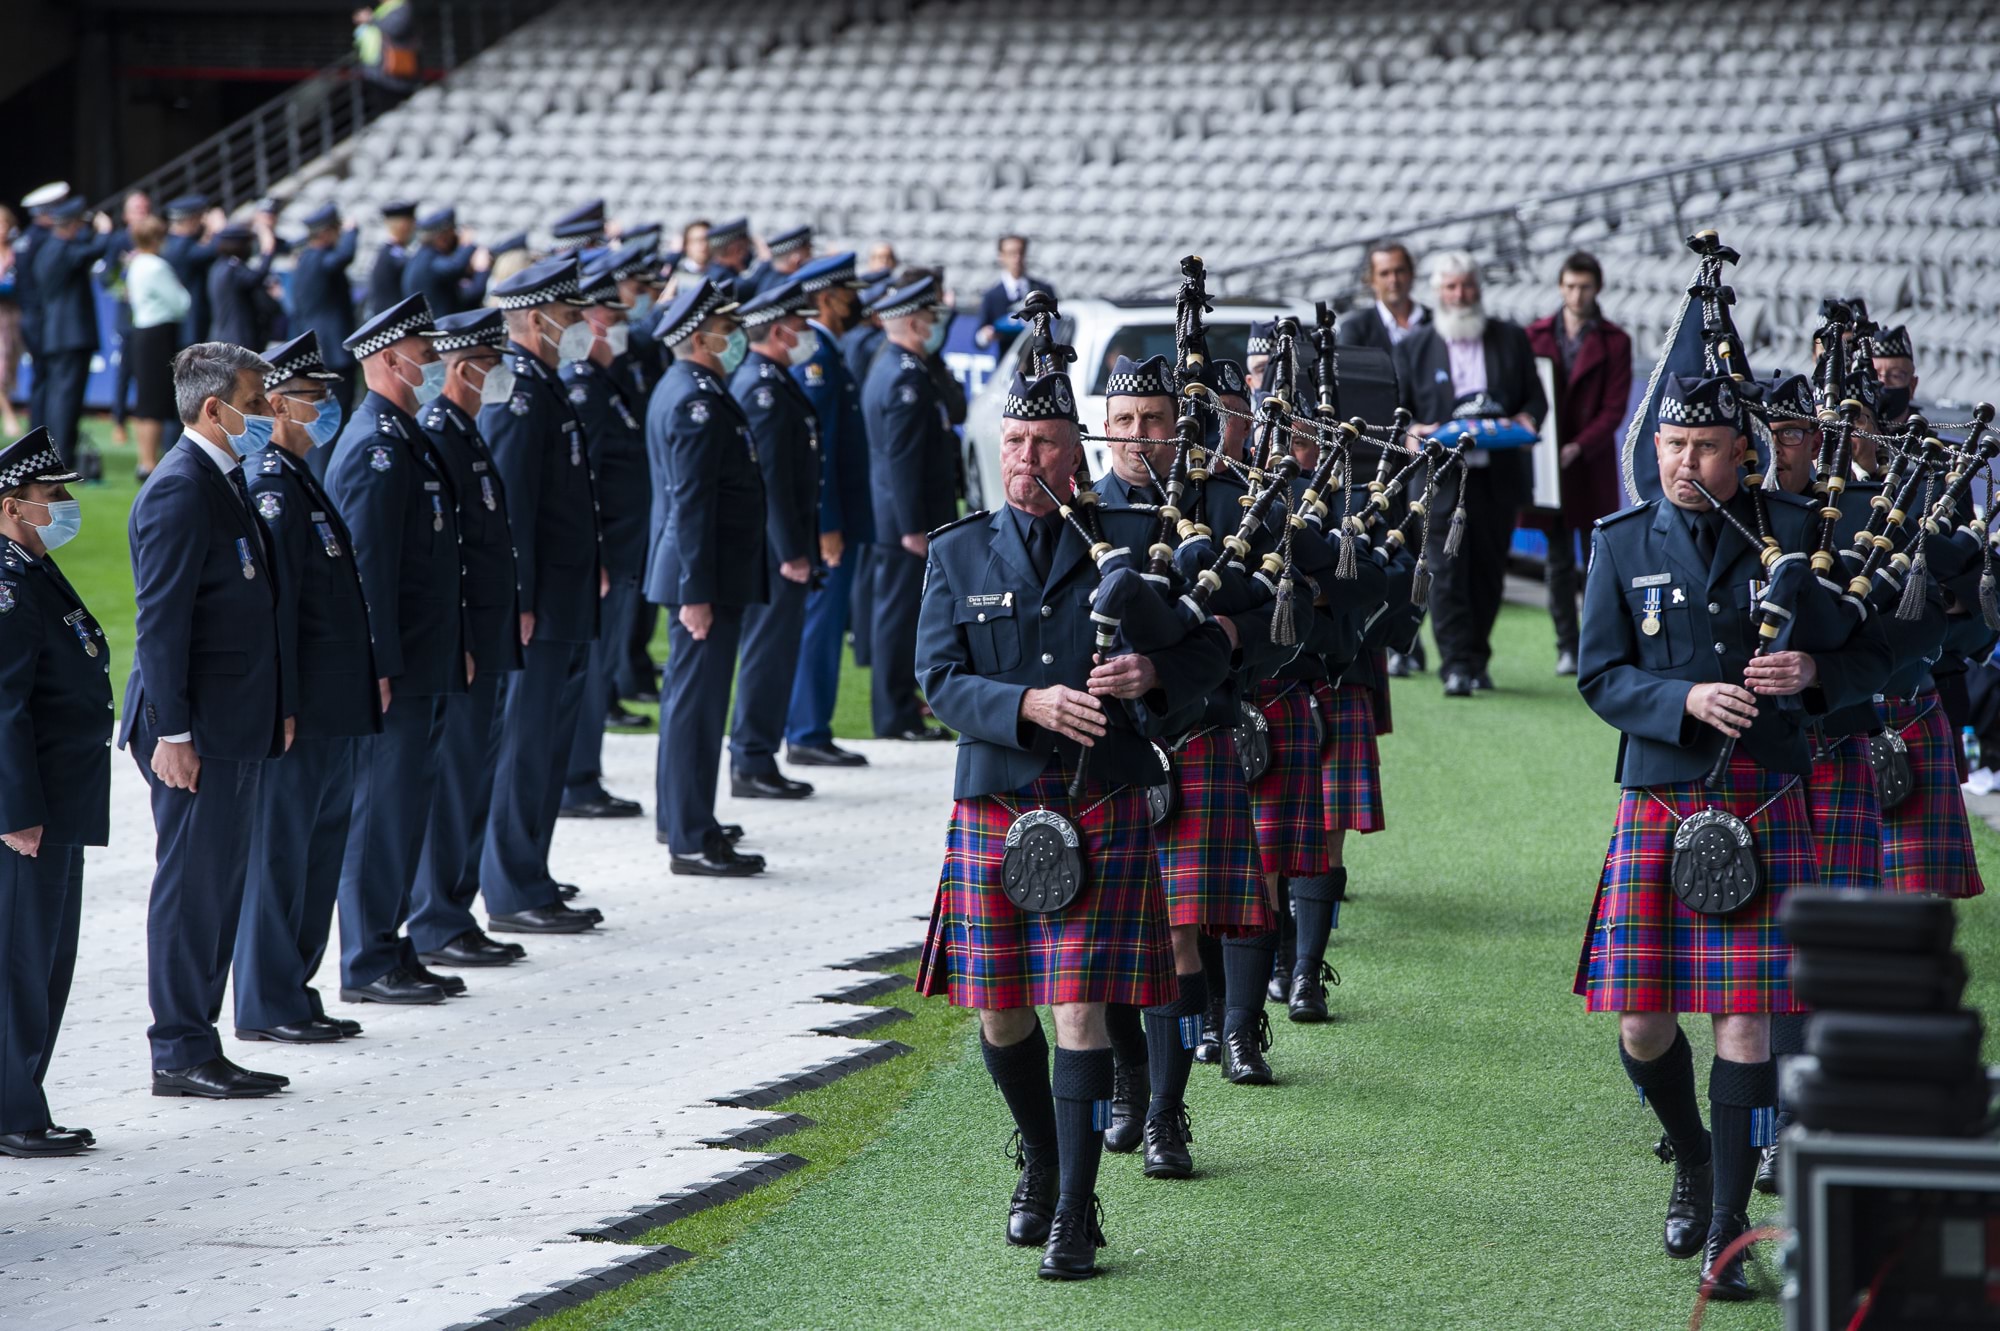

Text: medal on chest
xmin=480 ymin=475 xmax=497 ymax=511
xmin=1641 ymin=586 xmax=1662 ymax=637
xmin=236 ymin=537 xmax=257 ymax=580
xmin=64 ymin=607 xmax=99 ymax=658
xmin=432 ymin=494 xmax=445 ymax=532
xmin=1001 ymin=807 xmax=1085 ymax=914
xmin=315 ymin=520 xmax=342 ymax=557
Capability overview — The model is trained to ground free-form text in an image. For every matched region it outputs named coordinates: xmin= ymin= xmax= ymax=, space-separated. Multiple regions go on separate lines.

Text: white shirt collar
xmin=181 ymin=430 xmax=242 ymax=477
xmin=1377 ymin=300 xmax=1425 ymax=331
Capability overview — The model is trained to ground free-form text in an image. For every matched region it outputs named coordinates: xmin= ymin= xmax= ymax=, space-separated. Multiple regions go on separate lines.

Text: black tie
xmin=1694 ymin=512 xmax=1719 ymax=567
xmin=227 ymin=463 xmax=252 ymax=511
xmin=1027 ymin=513 xmax=1060 ymax=582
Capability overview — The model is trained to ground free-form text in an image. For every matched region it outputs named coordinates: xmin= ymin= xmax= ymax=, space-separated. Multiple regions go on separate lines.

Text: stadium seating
xmin=270 ymin=0 xmax=2000 ymax=401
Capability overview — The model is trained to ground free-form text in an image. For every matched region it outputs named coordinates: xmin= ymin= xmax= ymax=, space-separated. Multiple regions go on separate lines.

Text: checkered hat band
xmin=1002 ymin=394 xmax=1072 ymax=421
xmin=548 ymin=237 xmax=591 ymax=252
xmin=1875 ymin=328 xmax=1913 ymax=358
xmin=349 ymin=310 xmax=433 ymax=358
xmin=0 ymin=442 xmax=68 ymax=488
xmin=1106 ymin=371 xmax=1172 ymax=397
xmin=874 ymin=295 xmax=930 ymax=319
xmin=1245 ymin=336 xmax=1273 ymax=356
xmin=740 ymin=307 xmax=785 ymax=328
xmin=613 ymin=258 xmax=655 ymax=279
xmin=660 ymin=293 xmax=728 ymax=345
xmin=431 ymin=328 xmax=506 ymax=353
xmin=495 ymin=278 xmax=580 ymax=310
xmin=261 ymin=352 xmax=325 ymax=389
xmin=769 ymin=236 xmax=809 ymax=255
xmin=1660 ymin=397 xmax=1719 ymax=425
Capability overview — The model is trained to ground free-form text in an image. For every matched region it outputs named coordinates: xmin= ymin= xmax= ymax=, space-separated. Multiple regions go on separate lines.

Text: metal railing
xmin=1163 ymin=94 xmax=2000 ymax=306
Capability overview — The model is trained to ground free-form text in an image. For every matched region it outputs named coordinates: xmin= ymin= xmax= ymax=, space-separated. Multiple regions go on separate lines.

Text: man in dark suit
xmin=286 ymin=205 xmax=361 ymax=423
xmin=1334 ymin=239 xmax=1430 ymax=354
xmin=975 ymin=235 xmax=1054 ymax=355
xmin=1524 ymin=252 xmax=1633 ymax=676
xmin=1392 ymin=251 xmax=1548 ymax=697
xmin=124 ymin=343 xmax=294 ymax=1099
xmin=31 ymin=199 xmax=115 ymax=468
xmin=364 ymin=200 xmax=418 ymax=320
xmin=232 ymin=333 xmax=381 ymax=1042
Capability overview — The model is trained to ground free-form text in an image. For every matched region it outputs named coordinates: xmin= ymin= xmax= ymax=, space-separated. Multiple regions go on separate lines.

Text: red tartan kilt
xmin=1575 ymin=754 xmax=1816 ymax=1014
xmin=1878 ymin=693 xmax=1984 ymax=899
xmin=1247 ymin=679 xmax=1330 ymax=878
xmin=1154 ymin=730 xmax=1274 ymax=937
xmin=1806 ymin=736 xmax=1883 ymax=890
xmin=1316 ymin=681 xmax=1385 ymax=834
xmin=916 ymin=768 xmax=1177 ymax=1009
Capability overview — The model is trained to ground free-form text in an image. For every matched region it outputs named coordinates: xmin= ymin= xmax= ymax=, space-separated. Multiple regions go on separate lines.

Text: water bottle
xmin=1963 ymin=725 xmax=1982 ymax=774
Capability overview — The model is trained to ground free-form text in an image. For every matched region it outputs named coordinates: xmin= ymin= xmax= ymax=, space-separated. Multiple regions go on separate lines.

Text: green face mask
xmin=717 ymin=328 xmax=749 ymax=374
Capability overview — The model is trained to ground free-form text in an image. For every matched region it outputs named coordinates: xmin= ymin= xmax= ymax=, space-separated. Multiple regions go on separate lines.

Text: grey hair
xmin=1427 ymin=249 xmax=1480 ymax=288
xmin=174 ymin=342 xmax=273 ymax=424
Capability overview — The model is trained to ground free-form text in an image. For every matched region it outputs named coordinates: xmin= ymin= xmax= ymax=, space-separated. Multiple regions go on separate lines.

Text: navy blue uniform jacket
xmin=478 ymin=344 xmax=601 ymax=643
xmin=0 ymin=540 xmax=112 ymax=845
xmin=33 ymin=232 xmax=115 ymax=355
xmin=643 ymin=358 xmax=768 ymax=609
xmin=401 ymin=244 xmax=485 ymax=318
xmin=419 ymin=397 xmax=522 ymax=673
xmin=793 ymin=320 xmax=874 ymax=545
xmin=120 ymin=435 xmax=287 ymax=760
xmin=162 ymin=231 xmax=219 ymax=344
xmin=365 ymin=241 xmax=409 ymax=320
xmin=561 ymin=357 xmax=650 ymax=577
xmin=206 ymin=252 xmax=278 ymax=350
xmin=326 ymin=392 xmax=467 ymax=695
xmin=863 ymin=344 xmax=959 ymax=542
xmin=732 ymin=350 xmax=820 ymax=568
xmin=245 ymin=443 xmax=382 ymax=736
xmin=288 ymin=233 xmax=360 ymax=373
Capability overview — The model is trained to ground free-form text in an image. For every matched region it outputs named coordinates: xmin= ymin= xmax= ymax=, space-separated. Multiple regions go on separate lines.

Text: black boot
xmin=1700 ymin=1210 xmax=1754 ymax=1301
xmin=1754 ymin=1144 xmax=1780 ymax=1196
xmin=1222 ymin=1009 xmax=1275 ymax=1085
xmin=1102 ymin=1059 xmax=1147 ymax=1155
xmin=1193 ymin=972 xmax=1226 ymax=1064
xmin=1287 ymin=959 xmax=1338 ymax=1023
xmin=1141 ymin=1107 xmax=1194 ymax=1180
xmin=1038 ymin=1196 xmax=1106 ymax=1280
xmin=1664 ymin=1153 xmax=1713 ymax=1261
xmin=1005 ymin=1131 xmax=1057 ymax=1247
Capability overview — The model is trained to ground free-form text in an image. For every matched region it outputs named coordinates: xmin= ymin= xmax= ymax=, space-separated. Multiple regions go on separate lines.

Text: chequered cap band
xmin=494 ymin=273 xmax=581 ymax=311
xmin=768 ymin=234 xmax=810 ymax=256
xmin=261 ymin=351 xmax=332 ymax=390
xmin=347 ymin=306 xmax=435 ymax=358
xmin=0 ymin=440 xmax=78 ymax=488
xmin=1245 ymin=336 xmax=1273 ymax=356
xmin=612 ymin=254 xmax=658 ymax=280
xmin=1105 ymin=370 xmax=1173 ymax=398
xmin=430 ymin=325 xmax=507 ymax=354
xmin=873 ymin=293 xmax=934 ymax=320
xmin=1660 ymin=397 xmax=1720 ymax=425
xmin=658 ymin=291 xmax=735 ymax=346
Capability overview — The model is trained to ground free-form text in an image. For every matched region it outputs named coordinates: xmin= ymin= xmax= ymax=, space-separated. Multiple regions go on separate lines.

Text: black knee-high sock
xmin=1291 ymin=870 xmax=1344 ymax=967
xmin=1222 ymin=932 xmax=1276 ymax=1036
xmin=1709 ymin=1056 xmax=1777 ymax=1222
xmin=982 ymin=1025 xmax=1057 ymax=1167
xmin=1050 ymin=1046 xmax=1115 ymax=1208
xmin=1771 ymin=1012 xmax=1807 ymax=1127
xmin=1197 ymin=932 xmax=1227 ymax=1028
xmin=1272 ymin=880 xmax=1295 ymax=973
xmin=1144 ymin=970 xmax=1206 ymax=1120
xmin=1105 ymin=1002 xmax=1147 ymax=1070
xmin=1619 ymin=1028 xmax=1710 ymax=1166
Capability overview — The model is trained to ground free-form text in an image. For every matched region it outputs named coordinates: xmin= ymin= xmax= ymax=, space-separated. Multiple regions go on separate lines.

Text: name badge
xmin=1641 ymin=586 xmax=1661 ymax=636
xmin=1631 ymin=572 xmax=1672 ymax=588
xmin=966 ymin=593 xmax=1012 ymax=608
xmin=64 ymin=608 xmax=99 ymax=658
xmin=236 ymin=537 xmax=257 ymax=580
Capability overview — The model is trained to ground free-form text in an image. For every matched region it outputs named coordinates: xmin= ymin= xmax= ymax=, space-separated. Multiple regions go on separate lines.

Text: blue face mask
xmin=414 ymin=360 xmax=448 ymax=406
xmin=219 ymin=400 xmax=277 ymax=455
xmin=717 ymin=328 xmax=749 ymax=375
xmin=921 ymin=315 xmax=948 ymax=356
xmin=284 ymin=393 xmax=344 ymax=448
xmin=19 ymin=498 xmax=82 ymax=552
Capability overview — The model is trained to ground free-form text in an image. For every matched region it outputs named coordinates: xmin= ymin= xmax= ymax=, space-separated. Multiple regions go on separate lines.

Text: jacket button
xmin=1041 ymin=652 xmax=1055 ymax=665
xmin=977 ymin=612 xmax=987 ymax=622
xmin=1041 ymin=605 xmax=1052 ymax=618
xmin=1708 ymin=602 xmax=1721 ymax=615
xmin=1714 ymin=642 xmax=1726 ymax=654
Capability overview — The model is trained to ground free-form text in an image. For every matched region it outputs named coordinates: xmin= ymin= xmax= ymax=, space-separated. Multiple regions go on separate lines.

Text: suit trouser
xmin=1544 ymin=511 xmax=1591 ymax=655
xmin=731 ymin=573 xmax=809 ymax=775
xmin=112 ymin=317 xmax=135 ymax=425
xmin=785 ymin=555 xmax=854 ymax=749
xmin=337 ymin=695 xmax=446 ymax=988
xmin=623 ymin=602 xmax=660 ymax=698
xmin=658 ymin=604 xmax=746 ymax=854
xmin=480 ymin=639 xmax=589 ymax=914
xmin=564 ymin=572 xmax=642 ymax=802
xmin=848 ymin=543 xmax=877 ymax=668
xmin=133 ymin=734 xmax=262 ymax=1071
xmin=0 ymin=844 xmax=83 ymax=1132
xmin=39 ymin=350 xmax=91 ymax=467
xmin=235 ymin=735 xmax=356 ymax=1029
xmin=1428 ymin=466 xmax=1518 ymax=677
xmin=409 ymin=668 xmax=504 ymax=953
xmin=24 ymin=334 xmax=47 ymax=430
xmin=870 ymin=545 xmax=925 ymax=736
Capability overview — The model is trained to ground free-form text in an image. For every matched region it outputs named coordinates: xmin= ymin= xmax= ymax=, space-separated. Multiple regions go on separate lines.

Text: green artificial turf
xmin=557 ymin=603 xmax=2000 ymax=1331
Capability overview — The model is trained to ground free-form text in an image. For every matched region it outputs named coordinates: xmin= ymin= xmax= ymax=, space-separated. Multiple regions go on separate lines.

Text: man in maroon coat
xmin=1525 ymin=252 xmax=1631 ymax=675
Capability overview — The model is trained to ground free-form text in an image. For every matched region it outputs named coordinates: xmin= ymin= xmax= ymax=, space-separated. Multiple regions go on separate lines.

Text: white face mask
xmin=472 ymin=360 xmax=516 ymax=406
xmin=605 ymin=323 xmax=631 ymax=358
xmin=555 ymin=320 xmax=594 ymax=365
xmin=785 ymin=327 xmax=820 ymax=367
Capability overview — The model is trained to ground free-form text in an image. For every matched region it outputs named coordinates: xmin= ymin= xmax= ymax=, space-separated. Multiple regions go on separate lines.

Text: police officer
xmin=32 ymin=198 xmax=115 ymax=468
xmin=784 ymin=252 xmax=873 ymax=768
xmin=365 ymin=200 xmax=418 ymax=319
xmin=232 ymin=333 xmax=381 ymax=1041
xmin=727 ymin=277 xmax=820 ymax=799
xmin=0 ymin=429 xmax=109 ymax=1155
xmin=557 ymin=256 xmax=646 ymax=819
xmin=606 ymin=239 xmax=669 ymax=400
xmin=206 ymin=222 xmax=280 ymax=351
xmin=287 ymin=205 xmax=361 ymax=422
xmin=407 ymin=308 xmax=529 ymax=970
xmin=703 ymin=216 xmax=752 ymax=290
xmin=327 ymin=295 xmax=469 ymax=1004
xmin=645 ymin=278 xmax=769 ymax=875
xmin=863 ymin=277 xmax=958 ymax=742
xmin=839 ymin=270 xmax=894 ymax=387
xmin=125 ymin=342 xmax=292 ymax=1100
xmin=1576 ymin=373 xmax=1883 ymax=1299
xmin=912 ymin=366 xmax=1228 ymax=1279
xmin=478 ymin=257 xmax=607 ymax=931
xmin=740 ymin=224 xmax=812 ymax=298
xmin=547 ymin=198 xmax=607 ymax=262
xmin=161 ymin=194 xmax=219 ymax=346
xmin=1869 ymin=325 xmax=1918 ymax=426
xmin=402 ymin=207 xmax=488 ymax=317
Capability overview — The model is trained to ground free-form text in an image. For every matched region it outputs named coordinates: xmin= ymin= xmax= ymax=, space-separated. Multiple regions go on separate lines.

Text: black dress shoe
xmin=1555 ymin=649 xmax=1579 ymax=677
xmin=340 ymin=966 xmax=447 ymax=1005
xmin=1472 ymin=670 xmax=1494 ymax=691
xmin=1385 ymin=650 xmax=1412 ymax=678
xmin=1142 ymin=1107 xmax=1194 ymax=1179
xmin=886 ymin=725 xmax=951 ymax=742
xmin=488 ymin=902 xmax=599 ymax=934
xmin=1192 ymin=1014 xmax=1222 ymax=1065
xmin=1266 ymin=967 xmax=1290 ymax=1005
xmin=47 ymin=1123 xmax=95 ymax=1145
xmin=327 ymin=1017 xmax=364 ymax=1038
xmin=624 ymin=688 xmax=661 ymax=705
xmin=1664 ymin=1153 xmax=1714 ymax=1260
xmin=420 ymin=928 xmax=521 ymax=969
xmin=786 ymin=742 xmax=869 ymax=768
xmin=556 ymin=881 xmax=579 ymax=899
xmin=1038 ymin=1197 xmax=1107 ymax=1280
xmin=0 ymin=1128 xmax=94 ymax=1157
xmin=604 ymin=702 xmax=649 ymax=728
xmin=719 ymin=823 xmax=745 ymax=843
xmin=731 ymin=771 xmax=814 ymax=800
xmin=1754 ymin=1144 xmax=1780 ymax=1195
xmin=409 ymin=962 xmax=467 ymax=996
xmin=1005 ymin=1133 xmax=1057 ymax=1247
xmin=1700 ymin=1211 xmax=1754 ymax=1302
xmin=236 ymin=1019 xmax=343 ymax=1043
xmin=1222 ymin=1010 xmax=1276 ymax=1085
xmin=1103 ymin=1060 xmax=1148 ymax=1154
xmin=1443 ymin=671 xmax=1474 ymax=697
xmin=559 ymin=791 xmax=642 ymax=818
xmin=671 ymin=845 xmax=765 ymax=876
xmin=1287 ymin=960 xmax=1338 ymax=1023
xmin=219 ymin=1056 xmax=289 ymax=1087
xmin=153 ymin=1059 xmax=281 ymax=1099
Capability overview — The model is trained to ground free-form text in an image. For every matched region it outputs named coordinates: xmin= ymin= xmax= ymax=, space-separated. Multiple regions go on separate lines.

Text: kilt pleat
xmin=917 ymin=767 xmax=1177 ymax=1009
xmin=1316 ymin=681 xmax=1385 ymax=834
xmin=1247 ymin=679 xmax=1330 ymax=878
xmin=1878 ymin=692 xmax=1984 ymax=899
xmin=1574 ymin=754 xmax=1816 ymax=1014
xmin=1154 ymin=729 xmax=1273 ymax=937
xmin=1806 ymin=735 xmax=1882 ymax=891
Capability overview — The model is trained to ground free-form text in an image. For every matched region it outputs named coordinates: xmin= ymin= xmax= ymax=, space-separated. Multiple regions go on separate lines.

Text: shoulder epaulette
xmin=1594 ymin=500 xmax=1654 ymax=528
xmin=422 ymin=405 xmax=447 ymax=430
xmin=928 ymin=509 xmax=990 ymax=542
xmin=258 ymin=451 xmax=284 ymax=475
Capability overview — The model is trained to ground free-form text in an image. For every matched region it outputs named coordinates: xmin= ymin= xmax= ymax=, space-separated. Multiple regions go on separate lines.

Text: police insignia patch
xmin=0 ymin=583 xmax=13 ymax=614
xmin=256 ymin=492 xmax=282 ymax=519
xmin=898 ymin=384 xmax=918 ymax=405
xmin=690 ymin=401 xmax=710 ymax=423
xmin=569 ymin=384 xmax=590 ymax=405
xmin=754 ymin=386 xmax=775 ymax=409
xmin=805 ymin=363 xmax=825 ymax=382
xmin=509 ymin=393 xmax=530 ymax=417
xmin=369 ymin=446 xmax=392 ymax=472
